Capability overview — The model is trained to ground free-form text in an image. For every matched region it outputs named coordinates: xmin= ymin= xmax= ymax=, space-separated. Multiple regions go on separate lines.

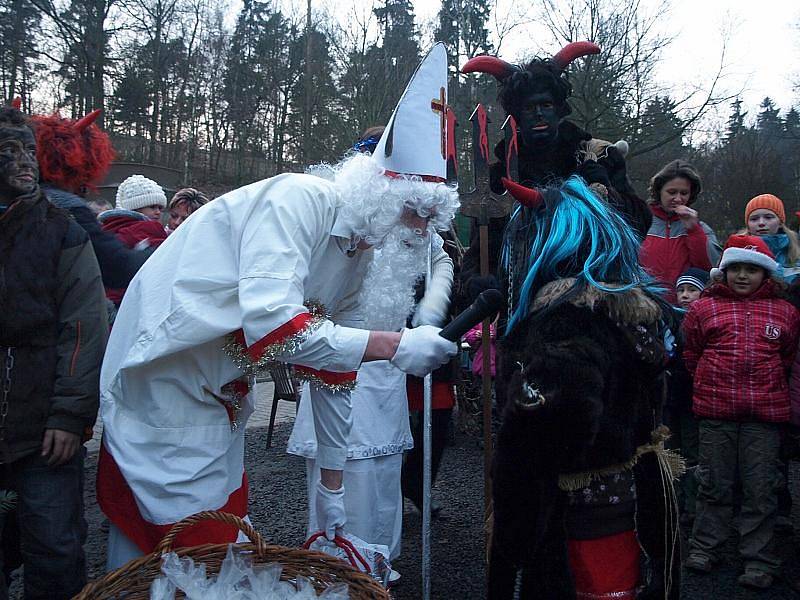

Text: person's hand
xmin=598 ymin=146 xmax=632 ymax=193
xmin=390 ymin=326 xmax=458 ymax=377
xmin=674 ymin=205 xmax=699 ymax=230
xmin=41 ymin=429 xmax=80 ymax=466
xmin=315 ymin=481 xmax=346 ymax=540
xmin=576 ymin=159 xmax=611 ymax=188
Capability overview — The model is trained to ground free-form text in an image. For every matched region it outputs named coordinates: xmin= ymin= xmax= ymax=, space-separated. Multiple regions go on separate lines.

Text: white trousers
xmin=106 ymin=523 xmax=144 ymax=572
xmin=306 ymin=454 xmax=403 ymax=559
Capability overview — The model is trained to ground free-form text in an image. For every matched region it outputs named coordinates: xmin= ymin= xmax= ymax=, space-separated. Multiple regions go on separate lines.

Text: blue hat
xmin=676 ymin=268 xmax=709 ymax=291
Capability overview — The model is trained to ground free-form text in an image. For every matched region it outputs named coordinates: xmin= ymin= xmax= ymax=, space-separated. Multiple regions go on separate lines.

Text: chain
xmin=0 ymin=347 xmax=13 ymax=441
xmin=507 ymin=234 xmax=515 ymax=326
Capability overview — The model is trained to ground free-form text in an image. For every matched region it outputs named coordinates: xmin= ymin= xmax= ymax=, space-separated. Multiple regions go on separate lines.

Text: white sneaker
xmin=387 ymin=569 xmax=402 ymax=587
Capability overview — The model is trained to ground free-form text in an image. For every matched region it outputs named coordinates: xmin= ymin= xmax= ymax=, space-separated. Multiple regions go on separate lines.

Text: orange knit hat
xmin=745 ymin=194 xmax=785 ymax=224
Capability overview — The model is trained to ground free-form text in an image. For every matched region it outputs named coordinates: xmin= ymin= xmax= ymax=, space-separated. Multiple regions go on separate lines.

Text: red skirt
xmin=568 ymin=530 xmax=639 ymax=599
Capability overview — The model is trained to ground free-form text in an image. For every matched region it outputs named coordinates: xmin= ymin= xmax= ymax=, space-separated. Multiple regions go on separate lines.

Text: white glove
xmin=390 ymin=325 xmax=458 ymax=377
xmin=315 ymin=481 xmax=346 ymax=540
xmin=412 ymin=243 xmax=453 ymax=327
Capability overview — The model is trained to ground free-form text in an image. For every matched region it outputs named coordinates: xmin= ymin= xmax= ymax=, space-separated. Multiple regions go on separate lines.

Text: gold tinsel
xmin=223 ymin=299 xmax=328 ymax=377
xmin=294 ymin=369 xmax=357 ymax=393
xmin=557 ymin=426 xmax=686 ymax=492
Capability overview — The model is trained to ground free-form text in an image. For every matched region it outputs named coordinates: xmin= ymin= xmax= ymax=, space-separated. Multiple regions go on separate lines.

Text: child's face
xmin=676 ymin=283 xmax=702 ymax=308
xmin=725 ymin=263 xmax=766 ymax=296
xmin=747 ymin=209 xmax=780 ymax=236
xmin=136 ymin=205 xmax=163 ymax=221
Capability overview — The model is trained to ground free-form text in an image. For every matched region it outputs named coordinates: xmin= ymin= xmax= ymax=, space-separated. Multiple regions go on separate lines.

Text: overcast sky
xmin=411 ymin=0 xmax=800 ymax=121
xmin=235 ymin=0 xmax=799 ymax=122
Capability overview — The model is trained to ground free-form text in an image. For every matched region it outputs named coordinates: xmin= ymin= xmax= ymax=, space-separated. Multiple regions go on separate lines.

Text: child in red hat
xmin=683 ymin=235 xmax=800 ymax=589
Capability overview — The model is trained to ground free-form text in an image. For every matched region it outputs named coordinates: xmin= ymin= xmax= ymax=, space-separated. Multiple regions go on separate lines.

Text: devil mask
xmin=0 ymin=109 xmax=39 ymax=202
xmin=463 ymin=42 xmax=600 ymax=150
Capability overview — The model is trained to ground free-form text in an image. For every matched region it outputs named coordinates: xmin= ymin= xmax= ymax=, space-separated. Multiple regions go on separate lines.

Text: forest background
xmin=2 ymin=0 xmax=800 ymax=236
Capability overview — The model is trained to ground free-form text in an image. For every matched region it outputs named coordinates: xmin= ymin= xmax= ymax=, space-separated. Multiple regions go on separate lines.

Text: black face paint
xmin=0 ymin=126 xmax=39 ymax=201
xmin=516 ymin=90 xmax=560 ymax=149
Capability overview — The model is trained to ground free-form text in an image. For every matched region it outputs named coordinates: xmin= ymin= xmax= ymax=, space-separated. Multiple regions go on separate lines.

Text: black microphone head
xmin=475 ymin=289 xmax=504 ymax=314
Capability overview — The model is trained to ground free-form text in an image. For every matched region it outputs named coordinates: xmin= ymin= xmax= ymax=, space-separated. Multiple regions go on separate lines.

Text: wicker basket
xmin=73 ymin=511 xmax=390 ymax=599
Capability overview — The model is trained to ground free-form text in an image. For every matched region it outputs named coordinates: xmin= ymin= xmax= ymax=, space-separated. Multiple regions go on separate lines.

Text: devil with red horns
xmin=458 ymin=44 xmax=678 ymax=600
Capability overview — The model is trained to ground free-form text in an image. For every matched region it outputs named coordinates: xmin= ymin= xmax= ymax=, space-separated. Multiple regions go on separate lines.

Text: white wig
xmin=308 ymin=152 xmax=460 ymax=247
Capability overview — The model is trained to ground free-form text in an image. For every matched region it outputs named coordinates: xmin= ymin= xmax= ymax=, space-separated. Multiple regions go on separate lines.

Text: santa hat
xmin=371 ymin=43 xmax=450 ymax=181
xmin=710 ymin=235 xmax=778 ymax=280
xmin=116 ymin=175 xmax=167 ymax=211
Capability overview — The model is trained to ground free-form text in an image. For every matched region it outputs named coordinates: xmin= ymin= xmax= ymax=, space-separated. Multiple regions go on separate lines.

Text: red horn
xmin=11 ymin=97 xmax=21 ymax=110
xmin=462 ymin=55 xmax=518 ymax=81
xmin=501 ymin=177 xmax=544 ymax=209
xmin=552 ymin=41 xmax=601 ymax=71
xmin=75 ymin=109 xmax=102 ymax=132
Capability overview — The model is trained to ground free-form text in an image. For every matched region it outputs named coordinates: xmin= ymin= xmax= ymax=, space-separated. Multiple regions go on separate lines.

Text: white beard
xmin=359 ymin=227 xmax=430 ymax=331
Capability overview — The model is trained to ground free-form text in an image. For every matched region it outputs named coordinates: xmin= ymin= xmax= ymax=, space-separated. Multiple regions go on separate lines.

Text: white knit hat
xmin=115 ymin=175 xmax=167 ymax=211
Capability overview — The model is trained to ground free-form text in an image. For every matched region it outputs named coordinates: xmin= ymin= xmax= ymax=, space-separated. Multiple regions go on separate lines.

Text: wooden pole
xmin=479 ymin=209 xmax=492 ymax=520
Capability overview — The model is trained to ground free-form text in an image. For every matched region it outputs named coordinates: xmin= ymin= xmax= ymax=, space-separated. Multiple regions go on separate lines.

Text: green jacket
xmin=0 ymin=191 xmax=107 ymax=463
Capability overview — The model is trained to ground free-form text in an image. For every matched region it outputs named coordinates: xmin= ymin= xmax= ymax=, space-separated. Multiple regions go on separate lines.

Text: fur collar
xmin=532 ymin=277 xmax=662 ymax=324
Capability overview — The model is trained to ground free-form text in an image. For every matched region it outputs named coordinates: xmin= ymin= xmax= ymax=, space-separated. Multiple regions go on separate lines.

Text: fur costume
xmin=487 ymin=178 xmax=680 ymax=600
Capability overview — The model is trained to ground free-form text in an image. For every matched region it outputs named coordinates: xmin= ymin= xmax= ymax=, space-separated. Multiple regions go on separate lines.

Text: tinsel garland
xmin=294 ymin=366 xmax=357 ymax=392
xmin=557 ymin=426 xmax=686 ymax=492
xmin=223 ymin=300 xmax=328 ymax=377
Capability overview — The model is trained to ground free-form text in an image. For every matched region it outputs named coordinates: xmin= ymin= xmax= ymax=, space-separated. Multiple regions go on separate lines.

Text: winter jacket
xmin=98 ymin=208 xmax=166 ymax=305
xmin=44 ymin=186 xmax=152 ymax=289
xmin=761 ymin=233 xmax=800 ymax=284
xmin=464 ymin=322 xmax=496 ymax=377
xmin=99 ymin=208 xmax=167 ymax=250
xmin=0 ymin=192 xmax=107 ymax=463
xmin=640 ymin=204 xmax=721 ymax=303
xmin=683 ymin=279 xmax=799 ymax=423
xmin=664 ymin=308 xmax=693 ymax=411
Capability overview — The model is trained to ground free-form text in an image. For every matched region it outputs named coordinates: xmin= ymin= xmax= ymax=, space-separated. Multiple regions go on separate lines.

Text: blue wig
xmin=505 ymin=176 xmax=654 ymax=333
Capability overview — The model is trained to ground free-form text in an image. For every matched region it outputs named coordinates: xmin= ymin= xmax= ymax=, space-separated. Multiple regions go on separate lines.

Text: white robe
xmin=98 ymin=173 xmax=373 ymax=553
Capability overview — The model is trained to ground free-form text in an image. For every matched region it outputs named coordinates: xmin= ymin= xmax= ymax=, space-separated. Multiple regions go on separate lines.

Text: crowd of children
xmin=664 ymin=192 xmax=800 ymax=590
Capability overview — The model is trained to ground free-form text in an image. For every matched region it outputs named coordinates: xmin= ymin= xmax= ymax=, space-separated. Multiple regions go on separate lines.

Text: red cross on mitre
xmin=431 ymin=86 xmax=448 ymax=160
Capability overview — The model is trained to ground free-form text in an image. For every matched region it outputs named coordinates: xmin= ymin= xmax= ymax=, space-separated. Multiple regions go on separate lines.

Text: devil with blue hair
xmin=487 ymin=176 xmax=681 ymax=599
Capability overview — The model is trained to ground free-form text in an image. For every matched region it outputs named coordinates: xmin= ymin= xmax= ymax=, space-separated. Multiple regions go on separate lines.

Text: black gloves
xmin=576 ymin=159 xmax=612 ymax=189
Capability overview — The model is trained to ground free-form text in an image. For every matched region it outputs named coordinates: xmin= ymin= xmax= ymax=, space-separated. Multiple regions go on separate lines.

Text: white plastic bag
xmin=306 ymin=533 xmax=391 ymax=588
xmin=152 ymin=544 xmax=352 ymax=599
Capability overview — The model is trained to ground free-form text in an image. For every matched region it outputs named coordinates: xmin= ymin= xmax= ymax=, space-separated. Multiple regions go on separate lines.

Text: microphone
xmin=438 ymin=289 xmax=504 ymax=342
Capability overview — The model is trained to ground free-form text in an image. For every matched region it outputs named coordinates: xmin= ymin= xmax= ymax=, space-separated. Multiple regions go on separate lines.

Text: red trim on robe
xmin=406 ymin=378 xmax=455 ymax=411
xmin=568 ymin=530 xmax=639 ymax=599
xmin=97 ymin=444 xmax=249 ymax=553
xmin=239 ymin=311 xmax=313 ymax=362
xmin=294 ymin=366 xmax=357 ymax=386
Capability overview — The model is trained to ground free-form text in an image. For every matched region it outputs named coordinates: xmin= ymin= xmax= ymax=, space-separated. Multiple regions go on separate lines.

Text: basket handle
xmin=303 ymin=531 xmax=371 ymax=573
xmin=155 ymin=510 xmax=265 ymax=555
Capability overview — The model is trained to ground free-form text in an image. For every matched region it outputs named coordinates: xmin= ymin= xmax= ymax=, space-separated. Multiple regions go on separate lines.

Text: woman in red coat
xmin=639 ymin=160 xmax=720 ymax=302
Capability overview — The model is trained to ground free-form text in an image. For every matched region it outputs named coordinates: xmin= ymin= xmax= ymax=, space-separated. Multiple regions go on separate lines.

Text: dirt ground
xmin=8 ymin=420 xmax=800 ymax=599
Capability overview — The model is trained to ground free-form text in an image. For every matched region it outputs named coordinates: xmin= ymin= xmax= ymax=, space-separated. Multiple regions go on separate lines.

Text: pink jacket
xmin=464 ymin=322 xmax=496 ymax=377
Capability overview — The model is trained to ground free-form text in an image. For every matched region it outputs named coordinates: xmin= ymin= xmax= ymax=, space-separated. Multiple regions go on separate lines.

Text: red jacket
xmin=99 ymin=209 xmax=166 ymax=305
xmin=100 ymin=211 xmax=167 ymax=249
xmin=683 ymin=279 xmax=799 ymax=423
xmin=639 ymin=204 xmax=719 ymax=302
